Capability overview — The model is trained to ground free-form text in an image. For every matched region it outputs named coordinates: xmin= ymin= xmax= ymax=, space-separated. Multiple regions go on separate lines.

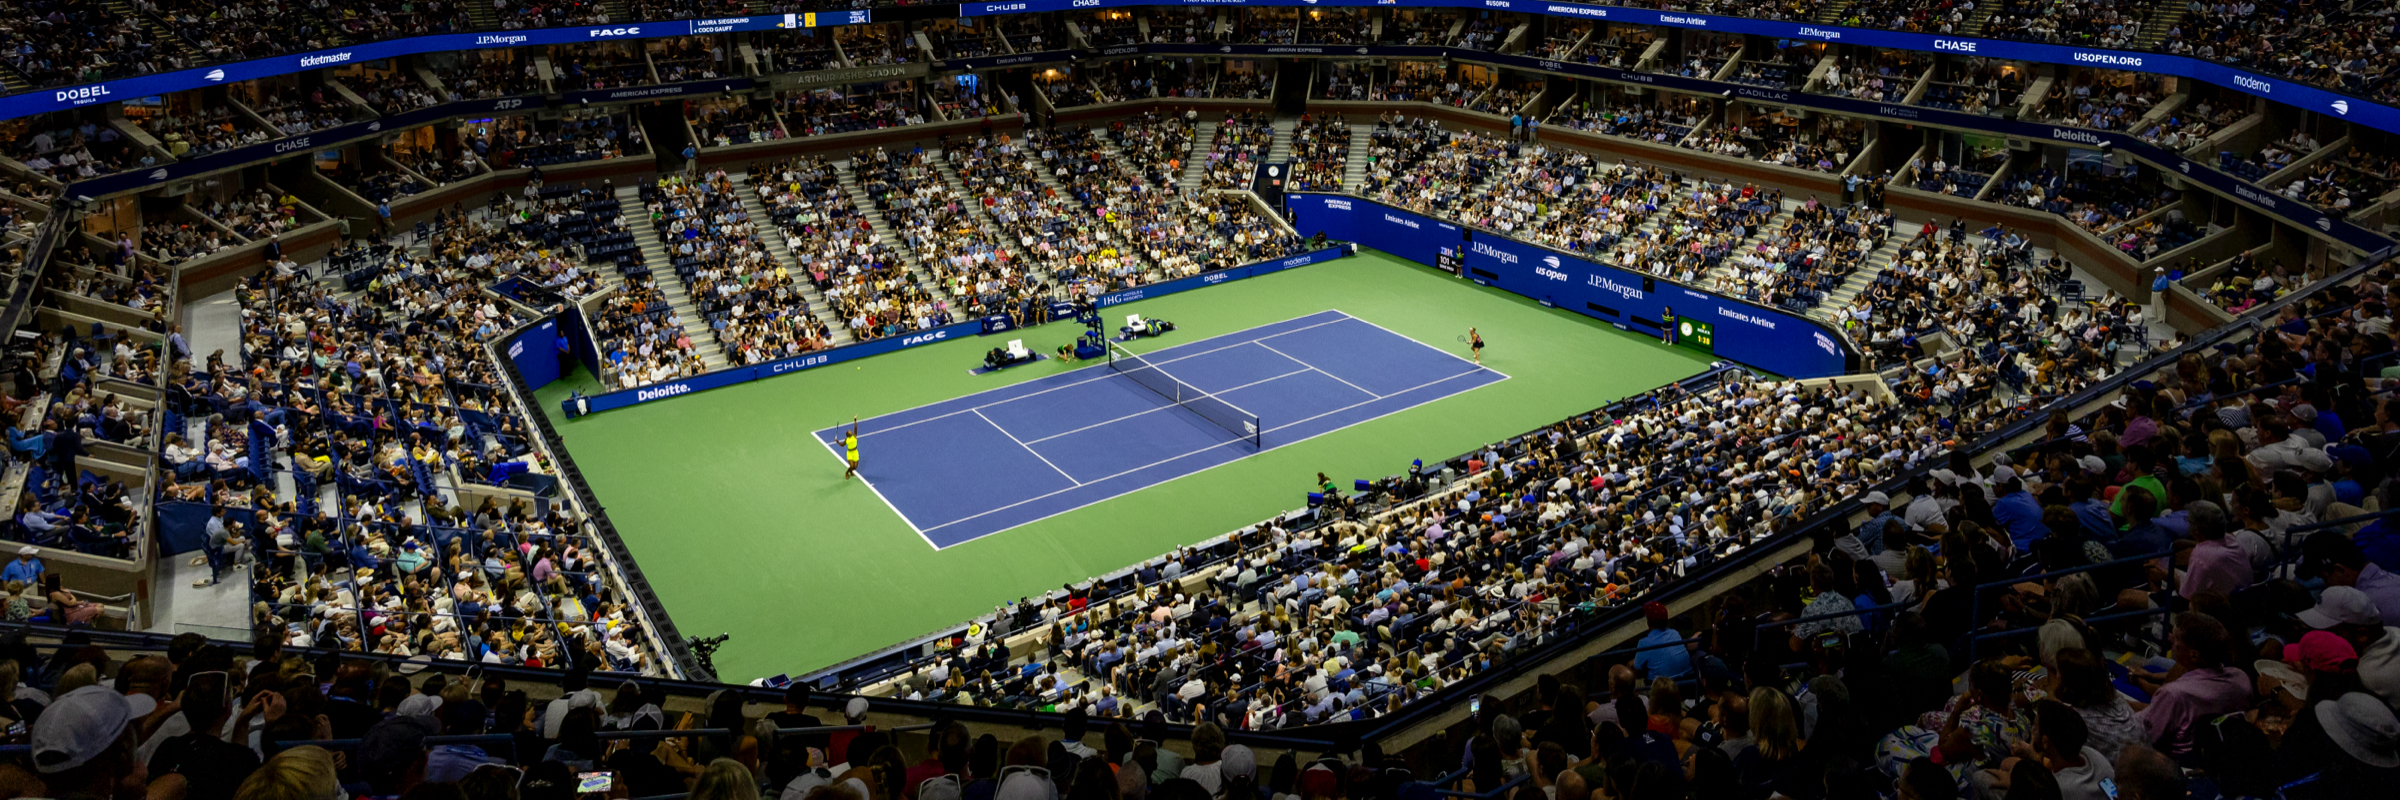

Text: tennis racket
xmin=1457 ymin=335 xmax=1470 ymax=343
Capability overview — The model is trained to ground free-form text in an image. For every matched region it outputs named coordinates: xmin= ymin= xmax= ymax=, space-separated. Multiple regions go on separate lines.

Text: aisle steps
xmin=613 ymin=183 xmax=731 ymax=373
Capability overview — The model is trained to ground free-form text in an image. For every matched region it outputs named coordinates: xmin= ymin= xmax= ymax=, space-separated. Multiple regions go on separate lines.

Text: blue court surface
xmin=814 ymin=310 xmax=1509 ymax=548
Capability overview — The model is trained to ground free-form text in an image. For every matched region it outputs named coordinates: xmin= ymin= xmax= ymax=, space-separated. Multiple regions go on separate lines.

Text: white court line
xmin=920 ymin=364 xmax=1507 ymax=540
xmin=1020 ymin=367 xmax=1317 ymax=446
xmin=831 ymin=312 xmax=1355 ymax=441
xmin=1252 ymin=340 xmax=1381 ymax=399
xmin=1335 ymin=310 xmax=1517 ymax=381
xmin=812 ymin=430 xmax=944 ymax=548
xmin=975 ymin=408 xmax=1083 ymax=486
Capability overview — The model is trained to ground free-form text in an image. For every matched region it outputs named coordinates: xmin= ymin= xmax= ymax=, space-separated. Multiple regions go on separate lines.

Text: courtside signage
xmin=567 ymin=319 xmax=981 ymax=416
xmin=1296 ymin=193 xmax=1856 ymax=378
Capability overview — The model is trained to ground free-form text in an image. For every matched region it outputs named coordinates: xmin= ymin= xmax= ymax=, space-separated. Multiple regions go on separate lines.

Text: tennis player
xmin=842 ymin=415 xmax=861 ymax=480
xmin=1468 ymin=327 xmax=1485 ymax=364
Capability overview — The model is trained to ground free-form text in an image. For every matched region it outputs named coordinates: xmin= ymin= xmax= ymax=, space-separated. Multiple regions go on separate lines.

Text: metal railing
xmin=1432 ymin=766 xmax=1533 ymax=798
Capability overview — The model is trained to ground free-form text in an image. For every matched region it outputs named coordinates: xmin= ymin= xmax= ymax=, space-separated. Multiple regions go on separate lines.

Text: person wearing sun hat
xmin=2273 ymin=691 xmax=2400 ymax=792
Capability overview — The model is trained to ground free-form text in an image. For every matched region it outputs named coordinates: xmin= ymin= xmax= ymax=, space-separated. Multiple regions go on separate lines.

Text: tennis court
xmin=535 ymin=251 xmax=1718 ymax=676
xmin=812 ymin=310 xmax=1507 ymax=547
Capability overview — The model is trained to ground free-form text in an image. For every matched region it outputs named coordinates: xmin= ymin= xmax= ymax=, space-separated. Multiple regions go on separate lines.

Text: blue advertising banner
xmin=1291 ymin=192 xmax=1856 ymax=378
xmin=565 ymin=356 xmax=762 ymax=416
xmin=559 ymin=247 xmax=1352 ymax=416
xmin=0 ymin=15 xmax=859 ymax=123
xmin=1245 ymin=244 xmax=1353 ymax=277
xmin=67 ymin=93 xmax=547 ymax=198
xmin=1092 ymin=246 xmax=1350 ymax=308
xmin=561 ymin=305 xmax=604 ymax=383
xmin=0 ymin=0 xmax=2391 ymax=155
xmin=508 ymin=318 xmax=562 ymax=390
xmin=1285 ymin=193 xmax=1463 ymax=270
xmin=12 ymin=8 xmax=2394 ymax=250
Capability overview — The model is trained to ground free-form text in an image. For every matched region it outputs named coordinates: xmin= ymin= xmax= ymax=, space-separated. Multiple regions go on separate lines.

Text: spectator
xmin=2305 ymin=532 xmax=2400 ymax=626
xmin=2132 ymin=612 xmax=2249 ymax=757
xmin=2 ymin=546 xmax=43 ymax=585
xmin=2179 ymin=501 xmax=2252 ymax=600
xmin=2110 ymin=745 xmax=2183 ymax=800
xmin=235 ymin=746 xmax=344 ymax=800
xmin=1630 ymin=602 xmax=1693 ymax=679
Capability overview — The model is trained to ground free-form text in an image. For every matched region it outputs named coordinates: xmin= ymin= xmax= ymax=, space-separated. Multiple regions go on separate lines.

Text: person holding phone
xmin=147 ymin=671 xmax=264 ymax=800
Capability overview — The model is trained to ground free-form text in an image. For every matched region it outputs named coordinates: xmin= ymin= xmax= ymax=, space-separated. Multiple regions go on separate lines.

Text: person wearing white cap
xmin=2 ymin=545 xmax=43 ymax=586
xmin=2299 ymin=531 xmax=2400 ymax=625
xmin=29 ymin=684 xmax=160 ymax=798
xmin=1217 ymin=744 xmax=1258 ymax=799
xmin=1858 ymin=491 xmax=1907 ymax=557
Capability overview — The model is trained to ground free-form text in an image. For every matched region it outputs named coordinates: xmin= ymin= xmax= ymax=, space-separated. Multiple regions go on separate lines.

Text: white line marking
xmin=1020 ymin=367 xmax=1317 ymax=446
xmin=829 ymin=312 xmax=1355 ymax=441
xmin=813 ymin=431 xmax=942 ymax=548
xmin=976 ymin=408 xmax=1083 ymax=485
xmin=1253 ymin=340 xmax=1380 ymax=399
xmin=1333 ymin=309 xmax=1516 ymax=381
xmin=920 ymin=365 xmax=1506 ymax=538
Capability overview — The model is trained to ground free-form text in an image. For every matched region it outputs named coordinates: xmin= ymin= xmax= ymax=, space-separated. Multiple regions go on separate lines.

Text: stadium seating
xmin=13 ymin=7 xmax=2400 ymax=799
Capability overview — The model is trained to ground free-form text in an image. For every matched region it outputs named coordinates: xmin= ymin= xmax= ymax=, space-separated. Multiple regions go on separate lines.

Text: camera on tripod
xmin=686 ymin=633 xmax=731 ymax=675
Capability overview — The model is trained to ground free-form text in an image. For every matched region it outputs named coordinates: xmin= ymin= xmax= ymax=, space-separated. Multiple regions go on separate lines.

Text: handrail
xmin=1439 ymin=772 xmax=1532 ymax=798
xmin=1966 ymin=605 xmax=2174 ymax=662
xmin=268 ymin=733 xmax=518 ymax=756
xmin=1968 ymin=549 xmax=2173 ymax=644
xmin=1749 ymin=600 xmax=1913 ymax=650
xmin=596 ymin=728 xmax=732 ymax=741
xmin=2284 ymin=506 xmax=2400 ymax=536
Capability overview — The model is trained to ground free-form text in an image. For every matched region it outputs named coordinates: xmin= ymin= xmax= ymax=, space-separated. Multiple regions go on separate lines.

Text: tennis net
xmin=1107 ymin=343 xmax=1262 ymax=448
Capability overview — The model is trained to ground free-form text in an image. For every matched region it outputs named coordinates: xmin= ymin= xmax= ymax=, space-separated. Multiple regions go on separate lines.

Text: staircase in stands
xmin=1957 ymin=2 xmax=2001 ymax=38
xmin=1178 ymin=119 xmax=1218 ymax=191
xmin=927 ymin=148 xmax=1046 ymax=281
xmin=467 ymin=0 xmax=503 ymax=31
xmin=2134 ymin=5 xmax=2189 ymax=51
xmin=1806 ymin=235 xmax=1907 ymax=325
xmin=1266 ymin=113 xmax=1297 ymax=168
xmin=833 ymin=153 xmax=959 ymax=306
xmin=611 ymin=183 xmax=733 ymax=376
xmin=106 ymin=0 xmax=203 ymax=67
xmin=1339 ymin=125 xmax=1373 ymax=192
xmin=724 ymin=171 xmax=857 ymax=348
